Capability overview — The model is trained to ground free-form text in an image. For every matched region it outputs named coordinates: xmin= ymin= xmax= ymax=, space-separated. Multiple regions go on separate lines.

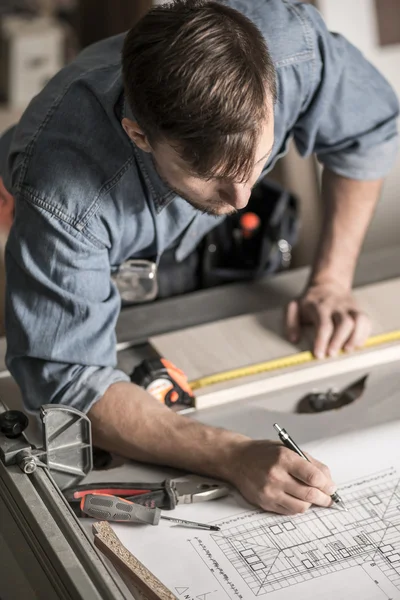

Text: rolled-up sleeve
xmin=293 ymin=4 xmax=399 ymax=180
xmin=5 ymin=193 xmax=130 ymax=415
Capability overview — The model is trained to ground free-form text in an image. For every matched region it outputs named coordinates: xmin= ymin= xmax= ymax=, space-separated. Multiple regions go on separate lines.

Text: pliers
xmin=64 ymin=477 xmax=230 ymax=514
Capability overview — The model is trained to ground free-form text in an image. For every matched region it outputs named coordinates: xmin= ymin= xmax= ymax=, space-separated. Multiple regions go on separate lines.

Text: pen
xmin=273 ymin=423 xmax=348 ymax=512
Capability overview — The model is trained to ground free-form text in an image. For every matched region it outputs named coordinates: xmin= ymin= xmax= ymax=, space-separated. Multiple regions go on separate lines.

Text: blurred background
xmin=0 ymin=0 xmax=399 ymax=330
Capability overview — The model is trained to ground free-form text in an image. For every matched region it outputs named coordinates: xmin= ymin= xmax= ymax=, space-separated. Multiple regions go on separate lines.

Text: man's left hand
xmin=285 ymin=282 xmax=371 ymax=359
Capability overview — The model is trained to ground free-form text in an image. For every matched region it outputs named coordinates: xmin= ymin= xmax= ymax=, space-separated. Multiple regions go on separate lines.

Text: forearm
xmin=88 ymin=381 xmax=249 ymax=481
xmin=309 ymin=169 xmax=383 ymax=290
xmin=87 ymin=381 xmax=337 ymax=515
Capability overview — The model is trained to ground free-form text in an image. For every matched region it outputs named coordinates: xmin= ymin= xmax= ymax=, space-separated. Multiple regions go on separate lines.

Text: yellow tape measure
xmin=189 ymin=329 xmax=400 ymax=391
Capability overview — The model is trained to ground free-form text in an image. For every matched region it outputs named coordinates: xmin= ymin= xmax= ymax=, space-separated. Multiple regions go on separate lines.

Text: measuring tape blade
xmin=189 ymin=329 xmax=400 ymax=391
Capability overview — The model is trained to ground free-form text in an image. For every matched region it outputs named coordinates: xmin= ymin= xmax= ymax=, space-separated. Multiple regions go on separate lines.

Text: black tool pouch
xmin=201 ymin=179 xmax=299 ymax=288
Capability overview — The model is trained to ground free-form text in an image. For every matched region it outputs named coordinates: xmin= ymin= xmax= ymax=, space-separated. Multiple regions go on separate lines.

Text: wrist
xmin=214 ymin=433 xmax=251 ymax=483
xmin=308 ymin=269 xmax=354 ymax=293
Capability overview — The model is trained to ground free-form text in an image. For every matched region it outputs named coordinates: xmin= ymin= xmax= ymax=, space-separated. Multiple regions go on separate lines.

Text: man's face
xmin=151 ymin=117 xmax=275 ymax=217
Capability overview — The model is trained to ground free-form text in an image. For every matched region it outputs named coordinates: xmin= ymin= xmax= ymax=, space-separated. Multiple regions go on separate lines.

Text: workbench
xmin=1 ymin=243 xmax=400 ymax=599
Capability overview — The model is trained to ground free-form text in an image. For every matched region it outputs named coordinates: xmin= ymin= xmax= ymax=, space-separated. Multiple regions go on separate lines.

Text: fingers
xmin=313 ymin=311 xmax=334 ymax=359
xmin=256 ymin=490 xmax=312 ymax=516
xmin=288 ymin=455 xmax=336 ymax=497
xmin=271 ymin=479 xmax=333 ymax=516
xmin=234 ymin=442 xmax=338 ymax=517
xmin=327 ymin=312 xmax=355 ymax=357
xmin=276 ymin=500 xmax=311 ymax=515
xmin=344 ymin=311 xmax=371 ymax=352
xmin=294 ymin=284 xmax=372 ymax=359
xmin=285 ymin=300 xmax=300 ymax=344
xmin=284 ymin=479 xmax=333 ymax=508
xmin=304 ymin=452 xmax=333 ymax=482
xmin=313 ymin=308 xmax=371 ymax=359
xmin=261 ymin=451 xmax=336 ymax=515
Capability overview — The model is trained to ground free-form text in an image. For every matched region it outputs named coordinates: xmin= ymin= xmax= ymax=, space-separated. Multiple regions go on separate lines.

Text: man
xmin=0 ymin=0 xmax=398 ymax=515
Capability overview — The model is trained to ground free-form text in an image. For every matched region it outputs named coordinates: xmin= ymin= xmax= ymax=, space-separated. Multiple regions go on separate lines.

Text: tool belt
xmin=200 ymin=178 xmax=299 ymax=289
xmin=114 ymin=179 xmax=299 ymax=303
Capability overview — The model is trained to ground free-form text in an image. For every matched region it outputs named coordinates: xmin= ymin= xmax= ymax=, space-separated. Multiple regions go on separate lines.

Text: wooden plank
xmin=93 ymin=522 xmax=177 ymax=600
xmin=150 ymin=278 xmax=400 ymax=383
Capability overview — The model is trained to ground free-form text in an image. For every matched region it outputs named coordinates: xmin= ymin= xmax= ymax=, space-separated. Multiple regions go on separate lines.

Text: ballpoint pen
xmin=273 ymin=423 xmax=349 ymax=512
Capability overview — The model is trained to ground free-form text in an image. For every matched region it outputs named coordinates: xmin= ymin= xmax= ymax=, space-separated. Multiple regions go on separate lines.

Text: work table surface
xmin=1 ymin=243 xmax=400 ymax=454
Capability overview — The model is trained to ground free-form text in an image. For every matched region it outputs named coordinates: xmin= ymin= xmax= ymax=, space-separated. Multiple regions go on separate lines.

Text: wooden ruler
xmin=189 ymin=330 xmax=400 ymax=391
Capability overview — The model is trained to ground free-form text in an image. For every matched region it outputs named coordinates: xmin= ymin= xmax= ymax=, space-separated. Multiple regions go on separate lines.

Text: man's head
xmin=122 ymin=0 xmax=276 ymax=216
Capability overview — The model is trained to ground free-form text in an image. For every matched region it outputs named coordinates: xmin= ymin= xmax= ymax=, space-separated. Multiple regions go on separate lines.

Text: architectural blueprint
xmin=113 ymin=422 xmax=400 ymax=599
xmin=209 ymin=468 xmax=400 ymax=596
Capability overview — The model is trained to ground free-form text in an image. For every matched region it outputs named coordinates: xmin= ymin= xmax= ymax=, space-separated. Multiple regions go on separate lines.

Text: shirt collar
xmin=123 ymin=98 xmax=176 ymax=214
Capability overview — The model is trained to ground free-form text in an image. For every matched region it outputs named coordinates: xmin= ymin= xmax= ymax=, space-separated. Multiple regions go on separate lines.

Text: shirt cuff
xmin=60 ymin=365 xmax=131 ymax=414
xmin=317 ymin=135 xmax=399 ymax=180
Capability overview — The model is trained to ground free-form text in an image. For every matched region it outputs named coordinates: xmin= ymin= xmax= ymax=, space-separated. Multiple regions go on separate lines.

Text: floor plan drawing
xmin=112 ymin=425 xmax=400 ymax=600
xmin=210 ymin=468 xmax=400 ymax=596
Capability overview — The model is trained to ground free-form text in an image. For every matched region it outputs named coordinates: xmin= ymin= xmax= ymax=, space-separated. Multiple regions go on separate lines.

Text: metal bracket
xmin=0 ymin=405 xmax=93 ymax=490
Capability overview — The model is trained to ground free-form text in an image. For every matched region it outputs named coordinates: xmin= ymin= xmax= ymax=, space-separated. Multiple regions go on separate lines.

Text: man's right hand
xmin=89 ymin=382 xmax=336 ymax=517
xmin=228 ymin=440 xmax=337 ymax=515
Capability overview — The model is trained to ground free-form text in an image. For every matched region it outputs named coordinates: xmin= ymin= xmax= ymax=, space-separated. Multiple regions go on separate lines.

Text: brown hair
xmin=122 ymin=0 xmax=276 ymax=182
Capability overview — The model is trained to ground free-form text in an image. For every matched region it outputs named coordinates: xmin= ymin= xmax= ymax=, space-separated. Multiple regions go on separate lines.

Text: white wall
xmin=317 ymin=0 xmax=400 ymax=251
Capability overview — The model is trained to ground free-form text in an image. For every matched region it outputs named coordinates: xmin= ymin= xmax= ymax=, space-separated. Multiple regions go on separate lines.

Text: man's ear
xmin=121 ymin=118 xmax=152 ymax=153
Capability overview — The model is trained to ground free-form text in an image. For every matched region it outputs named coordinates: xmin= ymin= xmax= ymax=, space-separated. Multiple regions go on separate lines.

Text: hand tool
xmin=273 ymin=423 xmax=349 ymax=512
xmin=131 ymin=357 xmax=195 ymax=410
xmin=296 ymin=374 xmax=368 ymax=413
xmin=81 ymin=494 xmax=220 ymax=531
xmin=64 ymin=477 xmax=230 ymax=512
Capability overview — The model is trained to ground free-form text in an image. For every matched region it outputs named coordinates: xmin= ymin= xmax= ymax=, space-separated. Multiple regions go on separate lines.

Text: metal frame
xmin=0 ymin=457 xmax=128 ymax=600
xmin=0 ymin=395 xmax=128 ymax=600
xmin=0 ymin=458 xmax=128 ymax=600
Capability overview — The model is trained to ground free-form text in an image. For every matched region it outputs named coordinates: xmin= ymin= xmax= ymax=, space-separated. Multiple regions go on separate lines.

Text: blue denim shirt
xmin=1 ymin=0 xmax=398 ymax=414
